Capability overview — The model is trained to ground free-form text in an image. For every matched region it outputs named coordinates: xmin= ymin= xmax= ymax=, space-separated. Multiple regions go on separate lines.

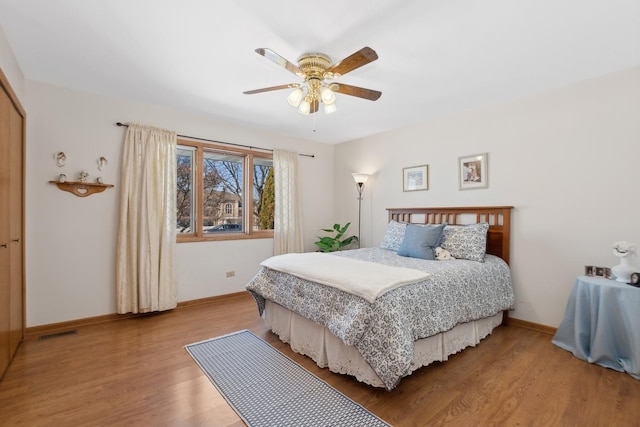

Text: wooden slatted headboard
xmin=387 ymin=206 xmax=513 ymax=264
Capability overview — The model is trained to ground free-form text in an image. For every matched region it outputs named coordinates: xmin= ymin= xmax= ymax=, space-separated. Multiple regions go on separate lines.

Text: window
xmin=176 ymin=139 xmax=274 ymax=242
xmin=176 ymin=146 xmax=194 ymax=233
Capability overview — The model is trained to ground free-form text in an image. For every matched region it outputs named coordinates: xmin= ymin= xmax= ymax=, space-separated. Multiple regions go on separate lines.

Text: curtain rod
xmin=115 ymin=122 xmax=314 ymax=158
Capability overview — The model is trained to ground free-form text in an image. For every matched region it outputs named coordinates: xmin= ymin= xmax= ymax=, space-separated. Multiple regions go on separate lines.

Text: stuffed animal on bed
xmin=434 ymin=246 xmax=455 ymax=260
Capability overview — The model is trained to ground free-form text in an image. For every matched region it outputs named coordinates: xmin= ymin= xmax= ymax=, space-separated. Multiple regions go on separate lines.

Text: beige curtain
xmin=273 ymin=149 xmax=304 ymax=255
xmin=116 ymin=123 xmax=177 ymax=314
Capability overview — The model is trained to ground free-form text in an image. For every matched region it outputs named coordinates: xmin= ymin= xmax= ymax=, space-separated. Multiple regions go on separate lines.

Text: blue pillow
xmin=397 ymin=223 xmax=446 ymax=260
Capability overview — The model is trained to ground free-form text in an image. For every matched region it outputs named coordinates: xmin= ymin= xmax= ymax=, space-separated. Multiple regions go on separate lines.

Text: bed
xmin=247 ymin=206 xmax=515 ymax=390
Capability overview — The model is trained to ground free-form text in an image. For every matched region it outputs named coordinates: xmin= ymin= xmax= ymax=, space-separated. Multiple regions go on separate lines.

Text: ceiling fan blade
xmin=326 ymin=47 xmax=378 ymax=76
xmin=243 ymin=83 xmax=299 ymax=95
xmin=332 ymin=83 xmax=381 ymax=101
xmin=255 ymin=48 xmax=302 ymax=75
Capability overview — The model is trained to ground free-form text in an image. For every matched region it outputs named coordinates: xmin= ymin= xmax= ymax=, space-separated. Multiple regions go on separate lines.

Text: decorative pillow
xmin=440 ymin=223 xmax=489 ymax=262
xmin=380 ymin=220 xmax=407 ymax=251
xmin=397 ymin=223 xmax=446 ymax=260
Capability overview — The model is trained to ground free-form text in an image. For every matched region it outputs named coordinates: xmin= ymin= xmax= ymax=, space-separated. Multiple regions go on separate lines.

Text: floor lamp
xmin=352 ymin=173 xmax=369 ymax=249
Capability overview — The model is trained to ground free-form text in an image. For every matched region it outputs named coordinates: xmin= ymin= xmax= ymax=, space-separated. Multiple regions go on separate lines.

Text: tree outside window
xmin=176 ymin=146 xmax=194 ymax=233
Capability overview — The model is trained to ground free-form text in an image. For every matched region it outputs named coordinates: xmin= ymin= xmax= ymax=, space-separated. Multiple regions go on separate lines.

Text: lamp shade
xmin=287 ymin=87 xmax=304 ymax=107
xmin=298 ymin=99 xmax=311 ymax=115
xmin=319 ymin=85 xmax=336 ymax=104
xmin=352 ymin=173 xmax=369 ymax=184
xmin=324 ymin=102 xmax=337 ymax=114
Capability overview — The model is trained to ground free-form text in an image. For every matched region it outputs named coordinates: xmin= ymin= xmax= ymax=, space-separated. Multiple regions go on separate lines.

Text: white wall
xmin=25 ymin=81 xmax=334 ymax=326
xmin=334 ymin=67 xmax=640 ymax=328
xmin=0 ymin=25 xmax=25 ymax=102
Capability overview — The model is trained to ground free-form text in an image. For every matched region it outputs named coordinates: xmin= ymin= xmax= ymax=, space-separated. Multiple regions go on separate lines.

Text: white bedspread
xmin=260 ymin=252 xmax=429 ymax=303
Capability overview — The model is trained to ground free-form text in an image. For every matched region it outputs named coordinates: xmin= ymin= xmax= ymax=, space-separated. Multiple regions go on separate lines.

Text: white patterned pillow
xmin=379 ymin=220 xmax=407 ymax=251
xmin=440 ymin=223 xmax=489 ymax=262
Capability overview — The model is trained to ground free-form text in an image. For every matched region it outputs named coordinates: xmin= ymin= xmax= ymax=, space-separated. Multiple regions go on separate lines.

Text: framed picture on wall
xmin=403 ymin=164 xmax=428 ymax=191
xmin=458 ymin=152 xmax=488 ymax=190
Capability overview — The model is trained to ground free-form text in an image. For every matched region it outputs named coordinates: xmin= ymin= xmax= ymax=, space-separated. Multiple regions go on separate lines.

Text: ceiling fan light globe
xmin=324 ymin=102 xmax=337 ymax=114
xmin=319 ymin=86 xmax=336 ymax=104
xmin=287 ymin=88 xmax=303 ymax=107
xmin=298 ymin=100 xmax=311 ymax=115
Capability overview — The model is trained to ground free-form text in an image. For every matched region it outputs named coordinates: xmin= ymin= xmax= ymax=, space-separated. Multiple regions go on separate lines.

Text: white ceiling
xmin=1 ymin=0 xmax=639 ymax=144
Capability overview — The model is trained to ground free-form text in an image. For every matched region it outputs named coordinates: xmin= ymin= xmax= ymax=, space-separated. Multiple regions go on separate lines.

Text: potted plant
xmin=314 ymin=223 xmax=358 ymax=252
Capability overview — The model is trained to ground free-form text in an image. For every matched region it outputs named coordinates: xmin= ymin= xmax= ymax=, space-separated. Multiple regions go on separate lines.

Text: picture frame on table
xmin=586 ymin=265 xmax=610 ymax=278
xmin=458 ymin=152 xmax=488 ymax=190
xmin=403 ymin=164 xmax=428 ymax=192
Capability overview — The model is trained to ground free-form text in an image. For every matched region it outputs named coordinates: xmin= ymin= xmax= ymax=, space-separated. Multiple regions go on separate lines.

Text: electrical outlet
xmin=226 ymin=271 xmax=235 ymax=278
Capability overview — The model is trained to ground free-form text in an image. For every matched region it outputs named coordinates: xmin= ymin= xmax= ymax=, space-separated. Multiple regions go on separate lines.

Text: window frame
xmin=176 ymin=138 xmax=274 ymax=243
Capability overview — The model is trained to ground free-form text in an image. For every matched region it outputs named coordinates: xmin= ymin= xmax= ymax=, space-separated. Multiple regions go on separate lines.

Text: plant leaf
xmin=314 ymin=222 xmax=358 ymax=252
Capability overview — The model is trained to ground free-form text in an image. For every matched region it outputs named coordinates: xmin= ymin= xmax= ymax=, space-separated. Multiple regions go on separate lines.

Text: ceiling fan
xmin=243 ymin=47 xmax=382 ymax=115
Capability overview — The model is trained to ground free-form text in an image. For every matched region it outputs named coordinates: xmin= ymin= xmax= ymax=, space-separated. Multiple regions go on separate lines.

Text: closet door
xmin=0 ymin=80 xmax=10 ymax=376
xmin=0 ymin=70 xmax=25 ymax=378
xmin=8 ymin=90 xmax=23 ymax=358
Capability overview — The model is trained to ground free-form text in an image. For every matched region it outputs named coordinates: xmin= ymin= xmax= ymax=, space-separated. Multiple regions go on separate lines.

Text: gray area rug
xmin=185 ymin=330 xmax=391 ymax=427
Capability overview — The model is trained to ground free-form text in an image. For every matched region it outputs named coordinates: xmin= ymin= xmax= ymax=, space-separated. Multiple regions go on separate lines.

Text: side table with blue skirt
xmin=552 ymin=275 xmax=639 ymax=379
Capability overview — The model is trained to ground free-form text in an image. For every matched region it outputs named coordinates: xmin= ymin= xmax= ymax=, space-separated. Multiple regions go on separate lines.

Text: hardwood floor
xmin=1 ymin=292 xmax=638 ymax=426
